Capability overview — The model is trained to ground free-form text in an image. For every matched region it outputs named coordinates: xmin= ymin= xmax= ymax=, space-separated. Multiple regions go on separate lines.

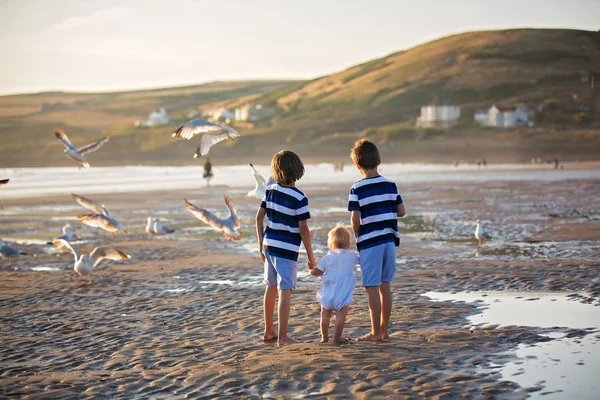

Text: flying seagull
xmin=475 ymin=219 xmax=492 ymax=246
xmin=184 ymin=196 xmax=242 ymax=241
xmin=246 ymin=163 xmax=275 ymax=200
xmin=54 ymin=128 xmax=110 ymax=168
xmin=171 ymin=119 xmax=240 ymax=158
xmin=72 ymin=193 xmax=127 ymax=237
xmin=53 ymin=238 xmax=130 ymax=282
xmin=0 ymin=179 xmax=8 ymax=209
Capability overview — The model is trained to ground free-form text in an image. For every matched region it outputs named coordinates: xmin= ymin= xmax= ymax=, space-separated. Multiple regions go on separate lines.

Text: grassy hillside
xmin=0 ymin=29 xmax=599 ymax=168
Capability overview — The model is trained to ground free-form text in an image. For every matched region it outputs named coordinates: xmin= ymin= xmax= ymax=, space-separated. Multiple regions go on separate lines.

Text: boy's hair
xmin=350 ymin=138 xmax=381 ymax=170
xmin=271 ymin=150 xmax=304 ymax=185
xmin=328 ymin=225 xmax=351 ymax=250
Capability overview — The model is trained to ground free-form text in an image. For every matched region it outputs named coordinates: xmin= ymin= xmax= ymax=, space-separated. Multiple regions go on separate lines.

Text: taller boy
xmin=256 ymin=150 xmax=316 ymax=346
xmin=348 ymin=139 xmax=406 ymax=341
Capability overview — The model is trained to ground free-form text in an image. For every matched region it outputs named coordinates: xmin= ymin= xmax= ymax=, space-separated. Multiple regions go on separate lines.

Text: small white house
xmin=476 ymin=104 xmax=532 ymax=127
xmin=139 ymin=108 xmax=169 ymax=127
xmin=203 ymin=107 xmax=235 ymax=122
xmin=416 ymin=104 xmax=461 ymax=128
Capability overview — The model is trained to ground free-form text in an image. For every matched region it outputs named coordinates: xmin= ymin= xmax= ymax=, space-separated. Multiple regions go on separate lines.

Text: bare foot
xmin=333 ymin=337 xmax=352 ymax=344
xmin=382 ymin=332 xmax=389 ymax=340
xmin=356 ymin=333 xmax=382 ymax=342
xmin=263 ymin=333 xmax=278 ymax=342
xmin=277 ymin=336 xmax=301 ymax=346
xmin=320 ymin=337 xmax=329 ymax=343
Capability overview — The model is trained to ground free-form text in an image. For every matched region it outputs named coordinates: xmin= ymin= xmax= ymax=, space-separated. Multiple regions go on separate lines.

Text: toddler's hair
xmin=350 ymin=138 xmax=381 ymax=170
xmin=271 ymin=150 xmax=304 ymax=185
xmin=328 ymin=224 xmax=351 ymax=250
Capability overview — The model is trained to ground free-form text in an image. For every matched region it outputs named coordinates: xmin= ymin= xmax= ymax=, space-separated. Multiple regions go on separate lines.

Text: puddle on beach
xmin=423 ymin=291 xmax=600 ymax=398
xmin=29 ymin=266 xmax=61 ymax=272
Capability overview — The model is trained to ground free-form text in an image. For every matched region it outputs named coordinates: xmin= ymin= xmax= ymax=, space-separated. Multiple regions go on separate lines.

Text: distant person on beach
xmin=203 ymin=158 xmax=213 ymax=186
xmin=256 ymin=150 xmax=316 ymax=346
xmin=348 ymin=139 xmax=406 ymax=341
xmin=309 ymin=224 xmax=357 ymax=343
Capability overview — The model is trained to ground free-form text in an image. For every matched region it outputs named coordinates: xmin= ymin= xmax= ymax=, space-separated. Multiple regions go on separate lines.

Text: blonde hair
xmin=271 ymin=150 xmax=304 ymax=185
xmin=328 ymin=225 xmax=351 ymax=250
xmin=350 ymin=138 xmax=381 ymax=170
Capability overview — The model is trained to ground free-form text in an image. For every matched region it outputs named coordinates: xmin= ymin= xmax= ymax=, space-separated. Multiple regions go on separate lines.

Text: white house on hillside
xmin=203 ymin=107 xmax=235 ymax=122
xmin=475 ymin=104 xmax=532 ymax=127
xmin=137 ymin=108 xmax=169 ymax=127
xmin=416 ymin=103 xmax=461 ymax=128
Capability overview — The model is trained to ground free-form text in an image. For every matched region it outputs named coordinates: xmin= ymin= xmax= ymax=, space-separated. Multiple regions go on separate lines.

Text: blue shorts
xmin=263 ymin=254 xmax=297 ymax=290
xmin=359 ymin=242 xmax=396 ymax=287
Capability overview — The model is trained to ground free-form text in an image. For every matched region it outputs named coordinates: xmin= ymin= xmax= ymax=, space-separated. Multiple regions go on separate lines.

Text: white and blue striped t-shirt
xmin=348 ymin=176 xmax=403 ymax=251
xmin=261 ymin=183 xmax=310 ymax=261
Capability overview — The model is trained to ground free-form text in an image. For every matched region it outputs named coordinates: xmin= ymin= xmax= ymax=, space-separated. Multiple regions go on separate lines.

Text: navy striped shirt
xmin=348 ymin=176 xmax=403 ymax=251
xmin=261 ymin=184 xmax=310 ymax=261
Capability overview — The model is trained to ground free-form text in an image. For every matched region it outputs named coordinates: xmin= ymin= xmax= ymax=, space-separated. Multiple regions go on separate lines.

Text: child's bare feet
xmin=320 ymin=337 xmax=329 ymax=343
xmin=277 ymin=336 xmax=301 ymax=346
xmin=263 ymin=334 xmax=278 ymax=342
xmin=382 ymin=332 xmax=389 ymax=340
xmin=356 ymin=332 xmax=383 ymax=342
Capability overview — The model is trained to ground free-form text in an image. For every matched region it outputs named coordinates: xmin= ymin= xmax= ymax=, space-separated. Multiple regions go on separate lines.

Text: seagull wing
xmin=249 ymin=163 xmax=267 ymax=191
xmin=0 ymin=179 xmax=9 ymax=186
xmin=90 ymin=246 xmax=131 ymax=267
xmin=196 ymin=131 xmax=238 ymax=158
xmin=53 ymin=238 xmax=79 ymax=263
xmin=72 ymin=193 xmax=105 ymax=215
xmin=77 ymin=136 xmax=110 ymax=155
xmin=184 ymin=198 xmax=225 ymax=231
xmin=78 ymin=214 xmax=120 ymax=232
xmin=54 ymin=128 xmax=78 ymax=152
xmin=172 ymin=119 xmax=237 ymax=140
xmin=224 ymin=196 xmax=240 ymax=229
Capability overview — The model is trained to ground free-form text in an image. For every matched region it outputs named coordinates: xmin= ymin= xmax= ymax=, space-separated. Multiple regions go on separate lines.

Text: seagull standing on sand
xmin=53 ymin=239 xmax=130 ymax=282
xmin=0 ymin=238 xmax=25 ymax=259
xmin=72 ymin=194 xmax=127 ymax=238
xmin=54 ymin=128 xmax=110 ymax=168
xmin=184 ymin=196 xmax=242 ymax=241
xmin=49 ymin=224 xmax=81 ymax=244
xmin=171 ymin=119 xmax=240 ymax=158
xmin=475 ymin=219 xmax=492 ymax=246
xmin=246 ymin=163 xmax=275 ymax=199
xmin=0 ymin=179 xmax=8 ymax=209
xmin=145 ymin=217 xmax=174 ymax=236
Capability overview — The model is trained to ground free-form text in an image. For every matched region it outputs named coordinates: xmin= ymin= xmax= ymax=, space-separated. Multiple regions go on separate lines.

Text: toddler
xmin=310 ymin=224 xmax=358 ymax=343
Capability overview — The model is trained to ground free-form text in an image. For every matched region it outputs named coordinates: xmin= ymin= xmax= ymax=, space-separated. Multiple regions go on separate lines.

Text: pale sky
xmin=0 ymin=0 xmax=598 ymax=94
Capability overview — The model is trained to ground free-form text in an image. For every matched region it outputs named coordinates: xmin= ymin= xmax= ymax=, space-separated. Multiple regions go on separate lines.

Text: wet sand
xmin=1 ymin=177 xmax=599 ymax=399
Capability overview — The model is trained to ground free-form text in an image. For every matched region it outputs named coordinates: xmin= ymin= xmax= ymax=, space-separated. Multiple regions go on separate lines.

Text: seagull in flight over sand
xmin=184 ymin=196 xmax=242 ymax=241
xmin=0 ymin=179 xmax=8 ymax=209
xmin=145 ymin=217 xmax=174 ymax=236
xmin=246 ymin=163 xmax=275 ymax=200
xmin=171 ymin=119 xmax=240 ymax=158
xmin=475 ymin=219 xmax=493 ymax=246
xmin=72 ymin=194 xmax=127 ymax=238
xmin=53 ymin=238 xmax=130 ymax=282
xmin=54 ymin=128 xmax=110 ymax=168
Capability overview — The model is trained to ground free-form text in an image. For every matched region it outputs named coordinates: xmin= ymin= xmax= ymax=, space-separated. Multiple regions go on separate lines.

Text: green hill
xmin=1 ymin=29 xmax=599 ymax=167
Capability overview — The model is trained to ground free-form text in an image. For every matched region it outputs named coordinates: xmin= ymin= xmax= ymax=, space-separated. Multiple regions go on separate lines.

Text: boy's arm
xmin=298 ymin=219 xmax=316 ymax=269
xmin=397 ymin=203 xmax=406 ymax=217
xmin=350 ymin=210 xmax=361 ymax=239
xmin=255 ymin=207 xmax=267 ymax=262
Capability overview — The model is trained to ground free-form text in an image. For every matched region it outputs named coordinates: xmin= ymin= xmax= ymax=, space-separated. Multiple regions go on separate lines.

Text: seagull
xmin=48 ymin=223 xmax=81 ymax=244
xmin=72 ymin=194 xmax=126 ymax=237
xmin=475 ymin=219 xmax=492 ymax=246
xmin=145 ymin=217 xmax=174 ymax=236
xmin=246 ymin=163 xmax=275 ymax=199
xmin=171 ymin=119 xmax=240 ymax=158
xmin=0 ymin=238 xmax=26 ymax=259
xmin=0 ymin=179 xmax=8 ymax=209
xmin=53 ymin=238 xmax=130 ymax=282
xmin=184 ymin=196 xmax=242 ymax=241
xmin=54 ymin=128 xmax=110 ymax=168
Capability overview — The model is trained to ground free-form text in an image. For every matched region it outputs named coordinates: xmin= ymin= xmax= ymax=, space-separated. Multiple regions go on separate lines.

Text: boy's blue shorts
xmin=359 ymin=242 xmax=396 ymax=287
xmin=263 ymin=253 xmax=297 ymax=290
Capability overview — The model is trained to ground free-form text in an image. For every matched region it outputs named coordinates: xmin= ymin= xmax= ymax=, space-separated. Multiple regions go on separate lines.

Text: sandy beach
xmin=1 ymin=167 xmax=599 ymax=399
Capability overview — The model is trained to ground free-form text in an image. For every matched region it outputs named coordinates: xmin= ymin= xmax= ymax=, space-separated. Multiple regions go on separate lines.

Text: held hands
xmin=307 ymin=255 xmax=316 ymax=270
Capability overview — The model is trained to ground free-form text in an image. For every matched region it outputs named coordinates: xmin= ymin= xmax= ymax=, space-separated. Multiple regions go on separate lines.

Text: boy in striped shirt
xmin=348 ymin=139 xmax=406 ymax=341
xmin=256 ymin=150 xmax=316 ymax=345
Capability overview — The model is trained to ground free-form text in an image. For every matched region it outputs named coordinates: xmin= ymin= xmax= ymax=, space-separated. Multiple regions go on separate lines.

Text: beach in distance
xmin=1 ymin=163 xmax=599 ymax=398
